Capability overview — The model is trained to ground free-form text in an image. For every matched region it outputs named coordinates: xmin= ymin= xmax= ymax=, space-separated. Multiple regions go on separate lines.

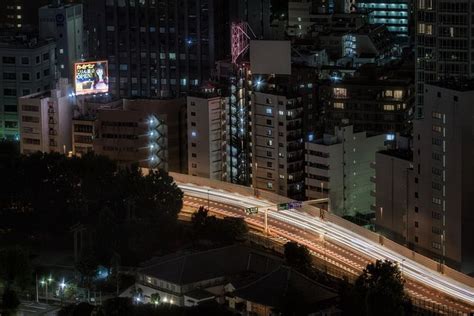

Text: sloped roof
xmin=233 ymin=266 xmax=338 ymax=308
xmin=139 ymin=245 xmax=283 ymax=285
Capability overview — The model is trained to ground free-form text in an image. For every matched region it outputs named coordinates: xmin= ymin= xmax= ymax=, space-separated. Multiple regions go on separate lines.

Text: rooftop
xmin=233 ymin=266 xmax=338 ymax=308
xmin=138 ymin=245 xmax=283 ymax=286
xmin=0 ymin=36 xmax=55 ymax=50
xmin=184 ymin=289 xmax=215 ymax=300
xmin=378 ymin=149 xmax=413 ymax=161
xmin=428 ymin=79 xmax=474 ymax=92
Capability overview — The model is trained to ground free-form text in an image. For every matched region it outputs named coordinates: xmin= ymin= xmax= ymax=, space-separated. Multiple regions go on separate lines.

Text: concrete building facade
xmin=251 ymin=91 xmax=305 ymax=200
xmin=19 ymin=79 xmax=73 ymax=154
xmin=0 ymin=38 xmax=56 ymax=140
xmin=411 ymin=82 xmax=474 ymax=273
xmin=374 ymin=148 xmax=414 ymax=244
xmin=305 ymin=125 xmax=386 ymax=217
xmin=356 ymin=0 xmax=410 ymax=45
xmin=415 ymin=0 xmax=474 ymax=117
xmin=320 ymin=73 xmax=414 ymax=135
xmin=187 ymin=93 xmax=228 ymax=181
xmin=39 ymin=2 xmax=84 ymax=80
xmin=85 ymin=0 xmax=232 ymax=99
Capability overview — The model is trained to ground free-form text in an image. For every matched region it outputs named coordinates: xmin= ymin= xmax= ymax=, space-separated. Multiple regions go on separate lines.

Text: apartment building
xmin=305 ymin=125 xmax=386 ymax=217
xmin=90 ymin=98 xmax=186 ymax=171
xmin=356 ymin=0 xmax=410 ymax=45
xmin=0 ymin=37 xmax=56 ymax=140
xmin=320 ymin=70 xmax=414 ymax=135
xmin=411 ymin=81 xmax=474 ymax=273
xmin=19 ymin=79 xmax=73 ymax=154
xmin=251 ymin=91 xmax=305 ymax=200
xmin=187 ymin=92 xmax=228 ymax=181
xmin=415 ymin=0 xmax=474 ymax=117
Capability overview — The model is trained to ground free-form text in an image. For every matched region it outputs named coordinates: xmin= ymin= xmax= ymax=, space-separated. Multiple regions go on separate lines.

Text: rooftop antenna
xmin=231 ymin=21 xmax=256 ymax=65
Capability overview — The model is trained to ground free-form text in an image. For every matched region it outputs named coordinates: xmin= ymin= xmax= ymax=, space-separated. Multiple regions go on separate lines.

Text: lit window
xmin=385 ymin=90 xmax=393 ymax=97
xmin=432 ymin=125 xmax=442 ymax=133
xmin=393 ymin=90 xmax=403 ymax=99
xmin=432 ymin=111 xmax=442 ymax=119
xmin=278 ymin=110 xmax=284 ymax=116
xmin=191 ymin=131 xmax=196 ymax=137
xmin=383 ymin=104 xmax=395 ymax=111
xmin=333 ymin=102 xmax=344 ymax=109
xmin=267 ymin=182 xmax=273 ymax=189
xmin=266 ymin=108 xmax=272 ymax=115
xmin=333 ymin=88 xmax=347 ymax=98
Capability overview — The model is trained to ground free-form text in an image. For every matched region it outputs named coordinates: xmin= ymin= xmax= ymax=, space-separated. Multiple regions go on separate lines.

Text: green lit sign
xmin=245 ymin=207 xmax=259 ymax=215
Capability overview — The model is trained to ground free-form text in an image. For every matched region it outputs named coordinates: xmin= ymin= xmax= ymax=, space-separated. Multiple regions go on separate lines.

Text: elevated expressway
xmin=169 ymin=172 xmax=474 ymax=314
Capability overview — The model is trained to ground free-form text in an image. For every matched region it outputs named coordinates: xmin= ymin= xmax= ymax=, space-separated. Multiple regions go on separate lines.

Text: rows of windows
xmin=2 ymin=53 xmax=51 ymax=65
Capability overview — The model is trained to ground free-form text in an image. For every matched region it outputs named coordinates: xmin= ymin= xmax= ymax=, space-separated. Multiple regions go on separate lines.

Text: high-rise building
xmin=411 ymin=81 xmax=474 ymax=273
xmin=251 ymin=91 xmax=305 ymax=200
xmin=305 ymin=125 xmax=386 ymax=217
xmin=0 ymin=37 xmax=56 ymax=140
xmin=187 ymin=91 xmax=228 ymax=181
xmin=374 ymin=144 xmax=414 ymax=244
xmin=356 ymin=0 xmax=410 ymax=45
xmin=415 ymin=0 xmax=474 ymax=117
xmin=39 ymin=2 xmax=84 ymax=80
xmin=18 ymin=79 xmax=74 ymax=154
xmin=85 ymin=0 xmax=232 ymax=99
xmin=320 ymin=69 xmax=414 ymax=135
xmin=0 ymin=0 xmax=50 ymax=29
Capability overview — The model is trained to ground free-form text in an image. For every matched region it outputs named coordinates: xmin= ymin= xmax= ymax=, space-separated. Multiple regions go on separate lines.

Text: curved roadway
xmin=178 ymin=183 xmax=474 ymax=314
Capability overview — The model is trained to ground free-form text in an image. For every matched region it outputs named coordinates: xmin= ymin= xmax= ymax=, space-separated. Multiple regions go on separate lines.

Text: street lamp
xmin=59 ymin=279 xmax=67 ymax=306
xmin=40 ymin=276 xmax=53 ymax=304
xmin=321 ymin=232 xmax=328 ymax=273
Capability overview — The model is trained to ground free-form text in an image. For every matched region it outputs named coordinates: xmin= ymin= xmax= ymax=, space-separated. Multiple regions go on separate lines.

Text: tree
xmin=75 ymin=248 xmax=98 ymax=290
xmin=283 ymin=242 xmax=313 ymax=274
xmin=191 ymin=206 xmax=209 ymax=232
xmin=0 ymin=247 xmax=32 ymax=290
xmin=150 ymin=292 xmax=161 ymax=305
xmin=221 ymin=217 xmax=248 ymax=242
xmin=349 ymin=260 xmax=411 ymax=316
xmin=1 ymin=287 xmax=20 ymax=311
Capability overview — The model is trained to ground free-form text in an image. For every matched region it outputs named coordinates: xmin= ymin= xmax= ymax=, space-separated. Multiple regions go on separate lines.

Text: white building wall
xmin=187 ymin=95 xmax=227 ymax=181
xmin=305 ymin=126 xmax=386 ymax=216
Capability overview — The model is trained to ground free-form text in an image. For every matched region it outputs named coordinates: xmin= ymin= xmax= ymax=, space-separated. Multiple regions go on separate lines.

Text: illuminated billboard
xmin=74 ymin=60 xmax=109 ymax=95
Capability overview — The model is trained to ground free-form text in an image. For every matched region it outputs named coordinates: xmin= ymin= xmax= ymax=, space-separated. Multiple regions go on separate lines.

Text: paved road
xmin=16 ymin=301 xmax=60 ymax=315
xmin=179 ymin=183 xmax=474 ymax=314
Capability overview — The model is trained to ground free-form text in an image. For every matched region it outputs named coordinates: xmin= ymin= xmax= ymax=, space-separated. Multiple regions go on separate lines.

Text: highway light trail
xmin=178 ymin=183 xmax=474 ymax=308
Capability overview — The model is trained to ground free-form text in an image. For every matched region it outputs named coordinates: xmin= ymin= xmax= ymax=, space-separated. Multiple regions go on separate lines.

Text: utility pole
xmin=264 ymin=208 xmax=269 ymax=234
xmin=35 ymin=273 xmax=39 ymax=303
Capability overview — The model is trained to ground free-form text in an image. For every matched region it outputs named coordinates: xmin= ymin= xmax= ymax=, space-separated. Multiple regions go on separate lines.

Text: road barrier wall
xmin=163 ymin=171 xmax=474 ymax=289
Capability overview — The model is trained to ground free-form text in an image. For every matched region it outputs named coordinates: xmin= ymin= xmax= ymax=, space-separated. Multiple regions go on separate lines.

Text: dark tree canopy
xmin=191 ymin=206 xmax=248 ymax=244
xmin=344 ymin=259 xmax=411 ymax=316
xmin=0 ymin=152 xmax=184 ymax=266
xmin=0 ymin=247 xmax=32 ymax=290
xmin=284 ymin=242 xmax=313 ymax=274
